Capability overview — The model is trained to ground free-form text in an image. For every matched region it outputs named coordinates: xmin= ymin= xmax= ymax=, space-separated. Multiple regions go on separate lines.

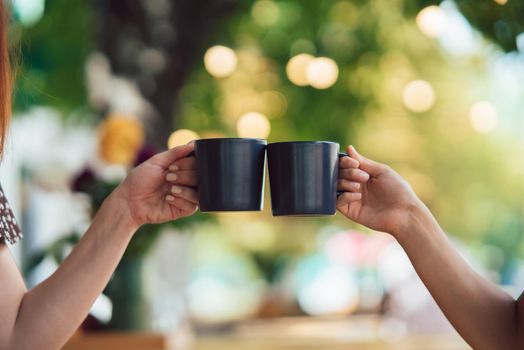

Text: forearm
xmin=8 ymin=188 xmax=138 ymax=350
xmin=395 ymin=203 xmax=521 ymax=350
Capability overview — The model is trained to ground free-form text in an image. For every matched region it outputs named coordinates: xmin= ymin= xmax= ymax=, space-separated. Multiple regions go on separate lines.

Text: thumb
xmin=151 ymin=141 xmax=195 ymax=167
xmin=347 ymin=145 xmax=384 ymax=176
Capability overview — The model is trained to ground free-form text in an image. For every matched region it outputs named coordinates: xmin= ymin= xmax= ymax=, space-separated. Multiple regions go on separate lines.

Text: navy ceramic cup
xmin=195 ymin=138 xmax=267 ymax=212
xmin=267 ymin=141 xmax=343 ymax=216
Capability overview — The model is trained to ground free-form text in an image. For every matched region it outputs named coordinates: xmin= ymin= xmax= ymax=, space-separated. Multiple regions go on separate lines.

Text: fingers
xmin=347 ymin=146 xmax=384 ymax=176
xmin=337 ymin=179 xmax=361 ymax=192
xmin=169 ymin=156 xmax=196 ymax=172
xmin=166 ymin=170 xmax=198 ymax=187
xmin=152 ymin=142 xmax=195 ymax=168
xmin=165 ymin=195 xmax=198 ymax=212
xmin=339 ymin=156 xmax=359 ymax=169
xmin=337 ymin=192 xmax=362 ymax=204
xmin=339 ymin=168 xmax=370 ymax=182
xmin=169 ymin=184 xmax=198 ymax=204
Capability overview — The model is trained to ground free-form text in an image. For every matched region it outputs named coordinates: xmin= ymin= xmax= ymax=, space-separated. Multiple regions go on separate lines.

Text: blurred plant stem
xmin=105 ymin=255 xmax=149 ymax=331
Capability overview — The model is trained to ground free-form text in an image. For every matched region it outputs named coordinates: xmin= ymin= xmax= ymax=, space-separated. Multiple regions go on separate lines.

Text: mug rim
xmin=268 ymin=141 xmax=337 ymax=146
xmin=196 ymin=137 xmax=267 ymax=143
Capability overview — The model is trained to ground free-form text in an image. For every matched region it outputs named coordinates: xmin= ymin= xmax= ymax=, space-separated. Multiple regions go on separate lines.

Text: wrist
xmin=101 ymin=186 xmax=141 ymax=235
xmin=392 ymin=200 xmax=433 ymax=241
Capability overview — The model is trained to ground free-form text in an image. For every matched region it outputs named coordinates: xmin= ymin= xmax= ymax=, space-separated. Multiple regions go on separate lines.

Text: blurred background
xmin=2 ymin=0 xmax=524 ymax=349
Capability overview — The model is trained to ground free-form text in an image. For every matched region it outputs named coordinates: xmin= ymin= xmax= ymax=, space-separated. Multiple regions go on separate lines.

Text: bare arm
xmin=4 ymin=191 xmax=135 ymax=350
xmin=337 ymin=146 xmax=524 ymax=350
xmin=397 ymin=204 xmax=523 ymax=349
xmin=0 ymin=143 xmax=199 ymax=350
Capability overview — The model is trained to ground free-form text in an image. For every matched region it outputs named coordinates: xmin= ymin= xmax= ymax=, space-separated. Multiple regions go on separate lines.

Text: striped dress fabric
xmin=0 ymin=185 xmax=22 ymax=244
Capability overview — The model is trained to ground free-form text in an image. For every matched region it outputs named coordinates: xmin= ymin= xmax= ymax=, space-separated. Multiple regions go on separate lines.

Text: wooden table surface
xmin=63 ymin=316 xmax=471 ymax=350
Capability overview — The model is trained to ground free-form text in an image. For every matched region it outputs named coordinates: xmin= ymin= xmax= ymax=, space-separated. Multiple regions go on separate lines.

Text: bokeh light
xmin=200 ymin=131 xmax=226 ymax=139
xmin=469 ymin=101 xmax=498 ymax=133
xmin=231 ymin=221 xmax=276 ymax=252
xmin=290 ymin=39 xmax=316 ymax=56
xmin=402 ymin=80 xmax=435 ymax=113
xmin=13 ymin=0 xmax=45 ymax=26
xmin=324 ymin=232 xmax=355 ymax=265
xmin=251 ymin=0 xmax=279 ymax=27
xmin=416 ymin=5 xmax=447 ymax=38
xmin=286 ymin=53 xmax=314 ymax=86
xmin=236 ymin=112 xmax=271 ymax=139
xmin=516 ymin=33 xmax=524 ymax=53
xmin=167 ymin=129 xmax=199 ymax=148
xmin=17 ymin=0 xmax=524 ymax=337
xmin=187 ymin=276 xmax=262 ymax=323
xmin=297 ymin=265 xmax=359 ymax=315
xmin=306 ymin=57 xmax=339 ymax=89
xmin=262 ymin=90 xmax=288 ymax=118
xmin=204 ymin=45 xmax=238 ymax=78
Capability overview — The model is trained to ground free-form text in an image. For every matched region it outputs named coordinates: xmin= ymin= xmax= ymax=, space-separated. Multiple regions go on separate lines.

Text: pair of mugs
xmin=194 ymin=138 xmax=347 ymax=216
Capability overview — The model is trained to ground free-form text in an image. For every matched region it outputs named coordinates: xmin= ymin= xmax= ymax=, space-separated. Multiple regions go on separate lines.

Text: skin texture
xmin=337 ymin=145 xmax=524 ymax=350
xmin=0 ymin=142 xmax=198 ymax=350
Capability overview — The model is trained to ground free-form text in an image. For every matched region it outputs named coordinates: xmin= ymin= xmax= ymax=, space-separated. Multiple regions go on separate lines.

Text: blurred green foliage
xmin=9 ymin=1 xmax=524 ymax=263
xmin=10 ymin=0 xmax=524 ymax=118
xmin=178 ymin=0 xmax=524 ymax=268
xmin=10 ymin=0 xmax=93 ymax=111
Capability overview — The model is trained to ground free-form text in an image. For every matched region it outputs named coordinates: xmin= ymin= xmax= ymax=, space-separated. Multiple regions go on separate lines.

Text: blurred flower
xmin=98 ymin=113 xmax=145 ymax=166
xmin=71 ymin=167 xmax=97 ymax=193
xmin=134 ymin=145 xmax=160 ymax=166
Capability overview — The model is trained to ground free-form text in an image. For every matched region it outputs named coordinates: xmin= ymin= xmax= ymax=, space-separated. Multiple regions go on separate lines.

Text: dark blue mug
xmin=267 ymin=141 xmax=344 ymax=216
xmin=194 ymin=138 xmax=267 ymax=212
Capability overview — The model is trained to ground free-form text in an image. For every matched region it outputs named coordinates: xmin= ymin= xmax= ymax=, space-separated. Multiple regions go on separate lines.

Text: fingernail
xmin=352 ymin=193 xmax=362 ymax=200
xmin=360 ymin=172 xmax=370 ymax=181
xmin=171 ymin=185 xmax=182 ymax=194
xmin=166 ymin=195 xmax=175 ymax=201
xmin=166 ymin=173 xmax=178 ymax=182
xmin=353 ymin=182 xmax=361 ymax=190
xmin=169 ymin=165 xmax=179 ymax=171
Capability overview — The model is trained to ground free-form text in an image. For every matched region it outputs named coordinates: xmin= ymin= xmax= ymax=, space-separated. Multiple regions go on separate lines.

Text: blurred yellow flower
xmin=99 ymin=113 xmax=145 ymax=165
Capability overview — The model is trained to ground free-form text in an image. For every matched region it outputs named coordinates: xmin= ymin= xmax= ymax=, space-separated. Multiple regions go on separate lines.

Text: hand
xmin=336 ymin=146 xmax=425 ymax=236
xmin=114 ymin=142 xmax=199 ymax=228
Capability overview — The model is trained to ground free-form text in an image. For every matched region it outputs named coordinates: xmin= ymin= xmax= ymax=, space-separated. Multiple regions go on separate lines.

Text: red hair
xmin=0 ymin=1 xmax=11 ymax=156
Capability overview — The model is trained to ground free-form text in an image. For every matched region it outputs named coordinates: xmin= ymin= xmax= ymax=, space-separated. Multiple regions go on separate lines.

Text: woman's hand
xmin=114 ymin=142 xmax=199 ymax=228
xmin=337 ymin=146 xmax=524 ymax=350
xmin=337 ymin=145 xmax=425 ymax=236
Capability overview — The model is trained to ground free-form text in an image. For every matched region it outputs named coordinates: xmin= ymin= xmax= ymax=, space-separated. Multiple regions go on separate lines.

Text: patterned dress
xmin=0 ymin=185 xmax=22 ymax=244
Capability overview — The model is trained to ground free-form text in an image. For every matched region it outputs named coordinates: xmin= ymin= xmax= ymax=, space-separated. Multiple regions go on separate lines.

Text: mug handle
xmin=336 ymin=152 xmax=348 ymax=197
xmin=186 ymin=150 xmax=198 ymax=190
